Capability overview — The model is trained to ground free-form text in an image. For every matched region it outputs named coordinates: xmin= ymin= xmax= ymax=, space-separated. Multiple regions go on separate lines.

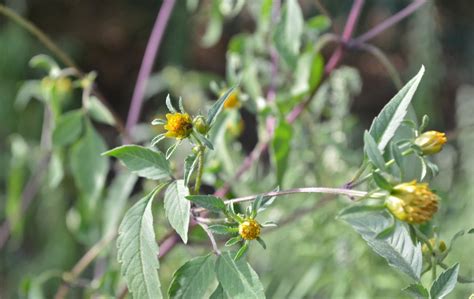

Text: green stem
xmin=193 ymin=148 xmax=205 ymax=194
xmin=351 ymin=148 xmax=414 ymax=188
xmin=0 ymin=4 xmax=78 ymax=70
xmin=431 ymin=258 xmax=437 ymax=281
xmin=413 ymin=226 xmax=434 ymax=253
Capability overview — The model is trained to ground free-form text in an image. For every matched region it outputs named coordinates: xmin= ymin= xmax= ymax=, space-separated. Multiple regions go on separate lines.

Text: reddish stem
xmin=125 ymin=0 xmax=176 ymax=136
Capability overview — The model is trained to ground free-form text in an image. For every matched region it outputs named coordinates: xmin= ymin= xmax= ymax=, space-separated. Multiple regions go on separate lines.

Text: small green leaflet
xmin=369 ymin=66 xmax=425 ymax=151
xmin=103 ymin=145 xmax=171 ymax=180
xmin=338 ymin=210 xmax=422 ymax=281
xmin=430 ymin=263 xmax=459 ymax=299
xmin=215 ymin=251 xmax=265 ymax=299
xmin=186 ymin=195 xmax=226 ymax=213
xmin=117 ymin=185 xmax=167 ymax=299
xmin=207 ymin=87 xmax=235 ymax=126
xmin=70 ymin=122 xmax=109 ymax=201
xmin=52 ymin=110 xmax=84 ymax=147
xmin=168 ymin=254 xmax=216 ymax=299
xmin=183 ymin=154 xmax=198 ymax=186
xmin=364 ymin=131 xmax=386 ymax=171
xmin=164 ymin=180 xmax=190 ymax=243
xmin=403 ymin=283 xmax=429 ymax=298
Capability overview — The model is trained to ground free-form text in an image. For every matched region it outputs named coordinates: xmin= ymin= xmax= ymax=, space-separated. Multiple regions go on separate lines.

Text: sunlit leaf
xmin=164 ymin=180 xmax=190 ymax=243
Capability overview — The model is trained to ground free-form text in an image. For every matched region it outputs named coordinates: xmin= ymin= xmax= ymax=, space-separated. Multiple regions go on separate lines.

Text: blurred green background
xmin=1 ymin=0 xmax=473 ymax=298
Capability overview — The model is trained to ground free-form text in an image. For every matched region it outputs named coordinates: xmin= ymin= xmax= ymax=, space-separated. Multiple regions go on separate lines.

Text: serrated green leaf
xmin=372 ymin=172 xmax=392 ymax=191
xmin=164 ymin=180 xmax=190 ymax=243
xmin=272 ymin=0 xmax=303 ymax=67
xmin=430 ymin=263 xmax=459 ymax=299
xmin=369 ymin=66 xmax=425 ymax=151
xmin=186 ymin=195 xmax=226 ymax=213
xmin=207 ymin=87 xmax=235 ymax=126
xmin=168 ymin=254 xmax=216 ymax=299
xmin=403 ymin=283 xmax=429 ymax=298
xmin=215 ymin=251 xmax=265 ymax=299
xmin=87 ymin=95 xmax=115 ymax=126
xmin=70 ymin=123 xmax=109 ymax=201
xmin=103 ymin=145 xmax=171 ymax=180
xmin=272 ymin=119 xmax=293 ymax=186
xmin=364 ymin=131 xmax=387 ymax=171
xmin=52 ymin=110 xmax=84 ymax=147
xmin=117 ymin=185 xmax=166 ymax=299
xmin=339 ymin=210 xmax=422 ymax=281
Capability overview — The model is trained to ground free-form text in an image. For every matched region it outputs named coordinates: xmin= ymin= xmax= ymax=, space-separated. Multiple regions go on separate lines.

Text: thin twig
xmin=352 ymin=0 xmax=427 ymax=44
xmin=224 ymin=187 xmax=369 ymax=205
xmin=197 ymin=223 xmax=221 ymax=255
xmin=125 ymin=0 xmax=176 ymax=135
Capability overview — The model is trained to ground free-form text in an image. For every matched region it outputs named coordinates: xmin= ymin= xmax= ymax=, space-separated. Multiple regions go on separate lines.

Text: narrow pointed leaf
xmin=364 ymin=131 xmax=386 ymax=171
xmin=430 ymin=263 xmax=459 ymax=299
xmin=369 ymin=66 xmax=425 ymax=151
xmin=207 ymin=87 xmax=235 ymax=126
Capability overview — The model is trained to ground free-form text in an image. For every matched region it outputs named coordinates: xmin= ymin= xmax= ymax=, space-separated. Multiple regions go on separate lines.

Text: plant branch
xmin=352 ymin=0 xmax=427 ymax=44
xmin=224 ymin=187 xmax=370 ymax=205
xmin=197 ymin=223 xmax=221 ymax=255
xmin=125 ymin=0 xmax=176 ymax=135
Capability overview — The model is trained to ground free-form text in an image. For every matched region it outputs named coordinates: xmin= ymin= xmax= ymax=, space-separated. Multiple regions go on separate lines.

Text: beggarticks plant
xmin=102 ymin=65 xmax=474 ymax=299
xmin=4 ymin=1 xmax=473 ymax=298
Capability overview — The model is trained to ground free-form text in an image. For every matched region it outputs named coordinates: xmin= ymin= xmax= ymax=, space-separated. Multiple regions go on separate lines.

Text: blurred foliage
xmin=1 ymin=0 xmax=473 ymax=298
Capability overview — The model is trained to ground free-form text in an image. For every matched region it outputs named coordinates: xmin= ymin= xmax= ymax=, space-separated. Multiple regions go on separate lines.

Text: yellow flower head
xmin=164 ymin=112 xmax=193 ymax=139
xmin=415 ymin=131 xmax=447 ymax=155
xmin=239 ymin=218 xmax=261 ymax=240
xmin=223 ymin=90 xmax=240 ymax=109
xmin=385 ymin=181 xmax=438 ymax=224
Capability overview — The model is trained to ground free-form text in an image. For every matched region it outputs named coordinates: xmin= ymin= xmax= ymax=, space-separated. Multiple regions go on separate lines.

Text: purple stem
xmin=125 ymin=0 xmax=176 ymax=136
xmin=286 ymin=0 xmax=364 ymax=124
xmin=352 ymin=0 xmax=427 ymax=44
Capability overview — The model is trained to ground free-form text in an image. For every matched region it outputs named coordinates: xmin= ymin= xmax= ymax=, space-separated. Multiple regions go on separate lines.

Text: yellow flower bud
xmin=422 ymin=238 xmax=447 ymax=255
xmin=193 ymin=115 xmax=209 ymax=134
xmin=385 ymin=181 xmax=438 ymax=224
xmin=415 ymin=131 xmax=447 ymax=155
xmin=238 ymin=219 xmax=261 ymax=240
xmin=223 ymin=90 xmax=240 ymax=109
xmin=56 ymin=77 xmax=72 ymax=95
xmin=164 ymin=112 xmax=193 ymax=139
